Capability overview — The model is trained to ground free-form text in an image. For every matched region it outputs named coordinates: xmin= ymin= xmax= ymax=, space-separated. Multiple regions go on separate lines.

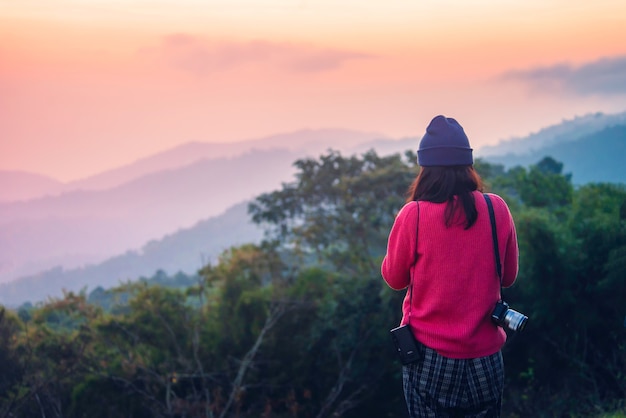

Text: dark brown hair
xmin=406 ymin=165 xmax=484 ymax=229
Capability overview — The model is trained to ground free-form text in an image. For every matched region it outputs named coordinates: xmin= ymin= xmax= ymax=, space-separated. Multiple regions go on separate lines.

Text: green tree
xmin=4 ymin=150 xmax=626 ymax=418
xmin=249 ymin=150 xmax=417 ymax=276
xmin=0 ymin=307 xmax=25 ymax=417
xmin=516 ymin=156 xmax=574 ymax=210
xmin=501 ymin=179 xmax=626 ymax=416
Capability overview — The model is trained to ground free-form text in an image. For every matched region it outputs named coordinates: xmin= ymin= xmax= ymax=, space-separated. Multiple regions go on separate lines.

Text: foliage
xmin=1 ymin=148 xmax=625 ymax=417
xmin=249 ymin=149 xmax=418 ymax=276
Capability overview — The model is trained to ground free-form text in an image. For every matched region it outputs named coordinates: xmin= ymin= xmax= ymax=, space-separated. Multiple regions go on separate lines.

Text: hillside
xmin=3 ymin=112 xmax=626 ymax=306
xmin=478 ymin=111 xmax=626 ymax=157
xmin=67 ymin=128 xmax=388 ymax=192
xmin=0 ymin=201 xmax=263 ymax=307
xmin=0 ymin=149 xmax=297 ymax=283
xmin=483 ymin=124 xmax=626 ymax=184
xmin=0 ymin=129 xmax=388 ymax=202
xmin=0 ymin=171 xmax=64 ymax=202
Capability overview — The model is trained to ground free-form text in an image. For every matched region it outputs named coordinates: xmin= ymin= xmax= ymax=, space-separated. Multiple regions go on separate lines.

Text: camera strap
xmin=483 ymin=194 xmax=504 ymax=299
xmin=407 ymin=200 xmax=420 ymax=322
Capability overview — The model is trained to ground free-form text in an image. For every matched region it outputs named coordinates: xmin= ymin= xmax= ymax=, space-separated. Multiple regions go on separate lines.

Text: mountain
xmin=3 ymin=113 xmax=626 ymax=307
xmin=0 ymin=129 xmax=389 ymax=203
xmin=482 ymin=124 xmax=626 ymax=184
xmin=0 ymin=201 xmax=263 ymax=307
xmin=0 ymin=128 xmax=403 ymax=285
xmin=67 ymin=128 xmax=388 ymax=192
xmin=0 ymin=171 xmax=64 ymax=202
xmin=478 ymin=111 xmax=626 ymax=157
xmin=0 ymin=129 xmax=409 ymax=305
xmin=0 ymin=149 xmax=299 ymax=283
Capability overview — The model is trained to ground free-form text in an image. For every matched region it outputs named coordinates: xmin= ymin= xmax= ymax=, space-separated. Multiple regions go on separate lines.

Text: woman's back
xmin=410 ymin=192 xmax=516 ymax=358
xmin=381 ymin=115 xmax=519 ymax=417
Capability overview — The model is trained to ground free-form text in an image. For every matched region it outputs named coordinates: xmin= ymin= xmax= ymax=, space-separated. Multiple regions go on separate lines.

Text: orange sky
xmin=2 ymin=0 xmax=626 ymax=181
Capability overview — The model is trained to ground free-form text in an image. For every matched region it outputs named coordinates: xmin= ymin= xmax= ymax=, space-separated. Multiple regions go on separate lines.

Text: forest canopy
xmin=1 ymin=150 xmax=625 ymax=418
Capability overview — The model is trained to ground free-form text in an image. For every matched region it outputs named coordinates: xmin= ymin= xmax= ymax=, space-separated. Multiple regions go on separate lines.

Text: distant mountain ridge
xmin=0 ymin=128 xmax=389 ymax=203
xmin=0 ymin=201 xmax=263 ymax=307
xmin=478 ymin=111 xmax=626 ymax=157
xmin=3 ymin=113 xmax=626 ymax=307
xmin=0 ymin=149 xmax=298 ymax=283
xmin=483 ymin=124 xmax=626 ymax=184
xmin=66 ymin=128 xmax=388 ymax=192
xmin=0 ymin=171 xmax=65 ymax=202
xmin=0 ymin=128 xmax=398 ymax=286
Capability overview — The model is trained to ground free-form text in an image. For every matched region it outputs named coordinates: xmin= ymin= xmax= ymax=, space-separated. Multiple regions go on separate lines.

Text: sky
xmin=2 ymin=0 xmax=626 ymax=181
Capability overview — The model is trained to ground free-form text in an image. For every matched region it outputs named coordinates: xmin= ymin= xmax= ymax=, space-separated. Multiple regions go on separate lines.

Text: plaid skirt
xmin=402 ymin=346 xmax=504 ymax=418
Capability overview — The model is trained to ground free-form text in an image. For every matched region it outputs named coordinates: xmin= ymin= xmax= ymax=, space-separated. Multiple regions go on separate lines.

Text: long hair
xmin=406 ymin=165 xmax=484 ymax=229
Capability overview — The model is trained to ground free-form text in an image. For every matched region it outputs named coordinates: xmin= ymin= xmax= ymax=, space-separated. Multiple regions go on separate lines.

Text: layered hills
xmin=1 ymin=113 xmax=625 ymax=306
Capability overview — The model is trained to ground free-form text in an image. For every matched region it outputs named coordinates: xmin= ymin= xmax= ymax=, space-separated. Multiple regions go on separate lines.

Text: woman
xmin=381 ymin=115 xmax=519 ymax=418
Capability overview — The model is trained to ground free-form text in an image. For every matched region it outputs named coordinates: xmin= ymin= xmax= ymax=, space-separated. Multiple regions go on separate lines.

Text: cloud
xmin=501 ymin=55 xmax=626 ymax=96
xmin=145 ymin=33 xmax=373 ymax=75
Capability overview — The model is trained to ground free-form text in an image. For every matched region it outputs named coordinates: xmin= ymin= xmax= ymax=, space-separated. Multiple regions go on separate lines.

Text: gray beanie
xmin=417 ymin=115 xmax=473 ymax=167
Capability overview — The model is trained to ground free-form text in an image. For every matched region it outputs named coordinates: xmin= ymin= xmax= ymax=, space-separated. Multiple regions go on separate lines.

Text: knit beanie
xmin=417 ymin=115 xmax=473 ymax=166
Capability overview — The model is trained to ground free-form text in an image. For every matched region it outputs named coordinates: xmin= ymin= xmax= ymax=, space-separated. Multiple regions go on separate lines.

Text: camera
xmin=390 ymin=325 xmax=423 ymax=364
xmin=491 ymin=301 xmax=528 ymax=332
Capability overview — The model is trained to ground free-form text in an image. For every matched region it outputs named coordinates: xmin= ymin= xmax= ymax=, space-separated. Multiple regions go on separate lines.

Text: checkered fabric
xmin=402 ymin=347 xmax=504 ymax=418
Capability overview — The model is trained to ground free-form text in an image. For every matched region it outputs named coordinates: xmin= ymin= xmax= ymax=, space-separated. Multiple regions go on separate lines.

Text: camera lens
xmin=504 ymin=309 xmax=528 ymax=332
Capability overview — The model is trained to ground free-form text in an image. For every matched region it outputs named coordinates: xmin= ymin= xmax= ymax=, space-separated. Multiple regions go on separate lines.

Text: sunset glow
xmin=2 ymin=0 xmax=626 ymax=180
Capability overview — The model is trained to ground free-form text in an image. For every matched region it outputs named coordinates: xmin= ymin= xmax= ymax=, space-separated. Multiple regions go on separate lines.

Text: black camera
xmin=491 ymin=301 xmax=528 ymax=332
xmin=390 ymin=325 xmax=423 ymax=365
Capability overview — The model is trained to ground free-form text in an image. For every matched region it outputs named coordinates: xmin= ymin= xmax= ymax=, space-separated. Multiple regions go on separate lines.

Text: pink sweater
xmin=381 ymin=191 xmax=519 ymax=359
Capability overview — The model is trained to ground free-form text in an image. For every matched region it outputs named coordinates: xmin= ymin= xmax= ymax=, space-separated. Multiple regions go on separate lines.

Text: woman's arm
xmin=381 ymin=202 xmax=418 ymax=290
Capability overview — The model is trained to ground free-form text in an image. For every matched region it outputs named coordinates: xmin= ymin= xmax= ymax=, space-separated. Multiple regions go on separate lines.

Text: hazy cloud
xmin=147 ymin=33 xmax=373 ymax=75
xmin=501 ymin=55 xmax=626 ymax=96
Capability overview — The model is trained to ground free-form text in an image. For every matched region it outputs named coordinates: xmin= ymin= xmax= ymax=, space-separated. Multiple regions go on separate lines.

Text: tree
xmin=4 ymin=151 xmax=626 ymax=417
xmin=249 ymin=149 xmax=417 ymax=276
xmin=0 ymin=307 xmax=25 ymax=418
xmin=516 ymin=156 xmax=574 ymax=210
xmin=500 ymin=179 xmax=626 ymax=416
